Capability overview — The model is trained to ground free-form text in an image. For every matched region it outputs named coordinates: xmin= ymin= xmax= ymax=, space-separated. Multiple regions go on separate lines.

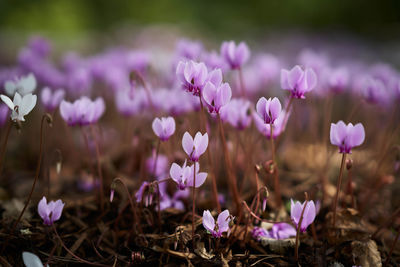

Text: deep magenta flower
xmin=41 ymin=87 xmax=65 ymax=112
xmin=281 ymin=65 xmax=317 ymax=99
xmin=152 ymin=116 xmax=176 ymax=141
xmin=182 ymin=131 xmax=208 ymax=162
xmin=256 ymin=97 xmax=282 ymax=124
xmin=220 ymin=41 xmax=250 ymax=69
xmin=290 ymin=199 xmax=316 ymax=232
xmin=330 ymin=121 xmax=365 ymax=153
xmin=202 ymin=81 xmax=232 ymax=113
xmin=252 ymin=223 xmax=296 ymax=240
xmin=38 ymin=196 xmax=65 ymax=226
xmin=203 ymin=209 xmax=232 ymax=238
xmin=176 ymin=60 xmax=208 ymax=96
xmin=170 ymin=160 xmax=207 ymax=190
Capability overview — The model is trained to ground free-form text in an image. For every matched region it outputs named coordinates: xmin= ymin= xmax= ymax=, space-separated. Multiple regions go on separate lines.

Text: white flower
xmin=4 ymin=73 xmax=37 ymax=96
xmin=0 ymin=92 xmax=37 ymax=122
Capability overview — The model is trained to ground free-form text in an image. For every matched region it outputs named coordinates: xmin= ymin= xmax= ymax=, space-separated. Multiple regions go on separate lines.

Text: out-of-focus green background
xmin=1 ymin=0 xmax=400 ymax=40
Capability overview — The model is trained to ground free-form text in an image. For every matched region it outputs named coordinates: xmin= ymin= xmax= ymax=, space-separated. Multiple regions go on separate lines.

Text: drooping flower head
xmin=176 ymin=60 xmax=208 ymax=96
xmin=281 ymin=65 xmax=317 ymax=99
xmin=330 ymin=121 xmax=365 ymax=154
xmin=170 ymin=160 xmax=207 ymax=190
xmin=220 ymin=41 xmax=250 ymax=69
xmin=38 ymin=196 xmax=65 ymax=226
xmin=182 ymin=131 xmax=208 ymax=162
xmin=290 ymin=199 xmax=316 ymax=232
xmin=202 ymin=209 xmax=232 ymax=238
xmin=4 ymin=73 xmax=37 ymax=96
xmin=41 ymin=87 xmax=65 ymax=112
xmin=152 ymin=116 xmax=176 ymax=141
xmin=256 ymin=97 xmax=282 ymax=124
xmin=0 ymin=92 xmax=37 ymax=122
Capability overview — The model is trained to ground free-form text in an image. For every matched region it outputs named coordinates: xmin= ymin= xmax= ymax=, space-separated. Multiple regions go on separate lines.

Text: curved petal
xmin=202 ymin=210 xmax=215 ymax=233
xmin=152 ymin=118 xmax=163 ymax=138
xmin=0 ymin=94 xmax=14 ymax=110
xmin=170 ymin=163 xmax=182 ymax=183
xmin=349 ymin=123 xmax=365 ymax=147
xmin=288 ymin=66 xmax=303 ymax=90
xmin=51 ymin=200 xmax=65 ymax=222
xmin=217 ymin=209 xmax=230 ymax=232
xmin=37 ymin=196 xmax=48 ymax=221
xmin=182 ymin=132 xmax=194 ymax=157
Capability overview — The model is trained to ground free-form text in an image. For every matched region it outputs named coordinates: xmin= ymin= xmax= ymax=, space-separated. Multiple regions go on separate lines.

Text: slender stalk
xmin=295 ymin=192 xmax=309 ymax=262
xmin=0 ymin=119 xmax=12 ymax=176
xmin=90 ymin=125 xmax=104 ymax=212
xmin=238 ymin=68 xmax=246 ymax=98
xmin=3 ymin=114 xmax=52 ymax=253
xmin=384 ymin=229 xmax=400 ymax=267
xmin=332 ymin=153 xmax=347 ymax=228
xmin=52 ymin=225 xmax=108 ymax=266
xmin=199 ymin=97 xmax=221 ymax=212
xmin=112 ymin=177 xmax=142 ymax=234
xmin=270 ymin=125 xmax=282 ymax=207
xmin=152 ymin=139 xmax=161 ymax=177
xmin=133 ymin=70 xmax=155 ymax=112
xmin=346 ymin=164 xmax=355 ymax=209
xmin=192 ymin=161 xmax=197 ymax=249
xmin=217 ymin=113 xmax=241 ymax=214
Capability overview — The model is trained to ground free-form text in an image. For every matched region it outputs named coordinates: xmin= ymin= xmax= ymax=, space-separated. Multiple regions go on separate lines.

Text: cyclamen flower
xmin=182 ymin=132 xmax=208 ymax=162
xmin=4 ymin=73 xmax=37 ymax=96
xmin=220 ymin=41 xmax=250 ymax=69
xmin=41 ymin=87 xmax=65 ymax=112
xmin=330 ymin=121 xmax=365 ymax=154
xmin=59 ymin=96 xmax=105 ymax=126
xmin=327 ymin=67 xmax=349 ymax=93
xmin=203 ymin=81 xmax=232 ymax=113
xmin=203 ymin=209 xmax=232 ymax=238
xmin=0 ymin=92 xmax=37 ymax=122
xmin=253 ymin=110 xmax=289 ymax=139
xmin=146 ymin=153 xmax=168 ymax=177
xmin=176 ymin=39 xmax=203 ymax=60
xmin=38 ymin=196 xmax=65 ymax=226
xmin=281 ymin=65 xmax=317 ymax=99
xmin=176 ymin=60 xmax=208 ymax=96
xmin=252 ymin=223 xmax=296 ymax=241
xmin=152 ymin=116 xmax=176 ymax=141
xmin=220 ymin=98 xmax=252 ymax=130
xmin=290 ymin=199 xmax=316 ymax=232
xmin=170 ymin=160 xmax=207 ymax=190
xmin=362 ymin=77 xmax=387 ymax=104
xmin=256 ymin=97 xmax=282 ymax=124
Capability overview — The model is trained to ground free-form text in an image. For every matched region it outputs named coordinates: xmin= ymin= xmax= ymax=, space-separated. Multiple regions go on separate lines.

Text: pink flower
xmin=170 ymin=160 xmax=207 ymax=190
xmin=38 ymin=196 xmax=65 ymax=226
xmin=281 ymin=65 xmax=317 ymax=99
xmin=182 ymin=132 xmax=208 ymax=162
xmin=220 ymin=41 xmax=250 ymax=69
xmin=176 ymin=60 xmax=208 ymax=96
xmin=290 ymin=199 xmax=316 ymax=232
xmin=330 ymin=121 xmax=365 ymax=154
xmin=202 ymin=209 xmax=232 ymax=238
xmin=256 ymin=97 xmax=282 ymax=124
xmin=152 ymin=116 xmax=176 ymax=141
xmin=41 ymin=87 xmax=65 ymax=112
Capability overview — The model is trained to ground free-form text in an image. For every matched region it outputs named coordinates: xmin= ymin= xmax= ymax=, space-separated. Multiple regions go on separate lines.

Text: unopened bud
xmin=346 ymin=159 xmax=353 ymax=170
xmin=109 ymin=189 xmax=115 ymax=202
xmin=262 ymin=197 xmax=267 ymax=212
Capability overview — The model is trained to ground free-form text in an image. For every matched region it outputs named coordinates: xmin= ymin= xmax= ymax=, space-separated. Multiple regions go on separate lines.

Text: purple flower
xmin=182 ymin=131 xmax=208 ymax=162
xmin=290 ymin=199 xmax=316 ymax=232
xmin=176 ymin=39 xmax=203 ymax=60
xmin=256 ymin=97 xmax=282 ymax=124
xmin=170 ymin=160 xmax=207 ymax=190
xmin=202 ymin=209 xmax=232 ymax=238
xmin=203 ymin=80 xmax=232 ymax=113
xmin=361 ymin=76 xmax=387 ymax=104
xmin=220 ymin=98 xmax=252 ymax=130
xmin=252 ymin=223 xmax=296 ymax=240
xmin=280 ymin=65 xmax=317 ymax=99
xmin=330 ymin=121 xmax=365 ymax=154
xmin=146 ymin=153 xmax=168 ymax=177
xmin=327 ymin=67 xmax=349 ymax=93
xmin=66 ymin=67 xmax=92 ymax=95
xmin=38 ymin=196 xmax=65 ymax=226
xmin=202 ymin=50 xmax=228 ymax=71
xmin=253 ymin=109 xmax=289 ymax=139
xmin=152 ymin=116 xmax=176 ymax=141
xmin=41 ymin=87 xmax=65 ymax=112
xmin=27 ymin=36 xmax=52 ymax=58
xmin=220 ymin=41 xmax=250 ymax=69
xmin=176 ymin=60 xmax=208 ymax=96
xmin=0 ymin=104 xmax=10 ymax=127
xmin=60 ymin=96 xmax=105 ymax=126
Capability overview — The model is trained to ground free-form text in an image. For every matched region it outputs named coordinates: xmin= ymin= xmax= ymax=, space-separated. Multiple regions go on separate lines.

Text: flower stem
xmin=192 ymin=161 xmax=196 ymax=249
xmin=332 ymin=153 xmax=347 ymax=228
xmin=90 ymin=125 xmax=104 ymax=212
xmin=4 ymin=114 xmax=52 ymax=252
xmin=295 ymin=192 xmax=309 ymax=262
xmin=238 ymin=68 xmax=246 ymax=98
xmin=0 ymin=119 xmax=12 ymax=176
xmin=269 ymin=125 xmax=282 ymax=208
xmin=217 ymin=113 xmax=241 ymax=214
xmin=152 ymin=139 xmax=161 ymax=177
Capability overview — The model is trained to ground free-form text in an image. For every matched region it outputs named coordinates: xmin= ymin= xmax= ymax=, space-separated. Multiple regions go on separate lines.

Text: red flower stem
xmin=384 ymin=228 xmax=400 ymax=267
xmin=90 ymin=125 xmax=105 ymax=213
xmin=238 ymin=68 xmax=247 ymax=98
xmin=52 ymin=225 xmax=108 ymax=266
xmin=2 ymin=114 xmax=52 ymax=253
xmin=346 ymin=166 xmax=355 ymax=209
xmin=199 ymin=97 xmax=221 ymax=212
xmin=133 ymin=70 xmax=155 ymax=112
xmin=241 ymin=200 xmax=290 ymax=224
xmin=332 ymin=153 xmax=347 ymax=228
xmin=192 ymin=161 xmax=196 ymax=249
xmin=295 ymin=192 xmax=309 ymax=262
xmin=112 ymin=177 xmax=142 ymax=234
xmin=217 ymin=113 xmax=241 ymax=214
xmin=0 ymin=119 xmax=12 ymax=176
xmin=152 ymin=139 xmax=161 ymax=177
xmin=270 ymin=125 xmax=282 ymax=207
